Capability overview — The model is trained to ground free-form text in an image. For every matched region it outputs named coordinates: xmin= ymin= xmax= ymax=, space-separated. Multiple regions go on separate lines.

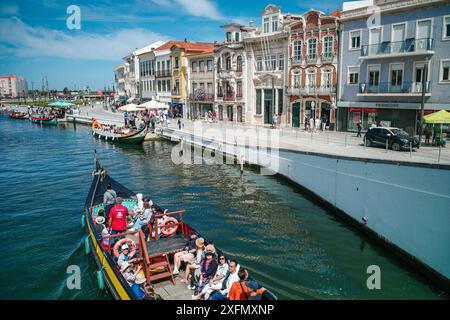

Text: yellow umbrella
xmin=423 ymin=110 xmax=450 ymax=124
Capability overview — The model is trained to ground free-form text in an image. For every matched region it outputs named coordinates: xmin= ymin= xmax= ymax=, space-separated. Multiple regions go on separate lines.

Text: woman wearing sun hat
xmin=182 ymin=238 xmax=205 ymax=287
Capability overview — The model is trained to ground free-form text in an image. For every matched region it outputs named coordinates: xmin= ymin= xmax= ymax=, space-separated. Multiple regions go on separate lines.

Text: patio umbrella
xmin=423 ymin=109 xmax=450 ymax=124
xmin=48 ymin=101 xmax=76 ymax=108
xmin=138 ymin=100 xmax=169 ymax=110
xmin=118 ymin=103 xmax=145 ymax=112
xmin=424 ymin=110 xmax=449 ymax=162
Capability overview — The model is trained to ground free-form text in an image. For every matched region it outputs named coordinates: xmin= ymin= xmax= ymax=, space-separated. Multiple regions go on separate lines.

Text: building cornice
xmin=341 ymin=0 xmax=448 ymax=22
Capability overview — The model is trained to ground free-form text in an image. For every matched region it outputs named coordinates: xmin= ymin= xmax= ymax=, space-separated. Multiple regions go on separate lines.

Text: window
xmin=158 ymin=80 xmax=162 ymax=91
xmin=162 ymin=80 xmax=166 ymax=92
xmin=236 ymin=56 xmax=243 ymax=72
xmin=256 ymin=89 xmax=262 ymax=114
xmin=348 ymin=66 xmax=359 ymax=85
xmin=322 ymin=69 xmax=332 ymax=88
xmin=390 ymin=63 xmax=404 ymax=89
xmin=307 ymin=38 xmax=317 ymax=59
xmin=226 ymin=32 xmax=232 ymax=42
xmin=323 ymin=36 xmax=333 ymax=58
xmin=167 ymin=60 xmax=171 ymax=71
xmin=207 ymin=60 xmax=213 ymax=71
xmin=235 ymin=32 xmax=240 ymax=42
xmin=441 ymin=60 xmax=450 ymax=82
xmin=192 ymin=61 xmax=198 ymax=72
xmin=368 ymin=65 xmax=380 ymax=91
xmin=306 ymin=69 xmax=316 ymax=88
xmin=264 ymin=17 xmax=270 ymax=33
xmin=444 ymin=16 xmax=450 ymax=39
xmin=175 ymin=57 xmax=179 ymax=69
xmin=256 ymin=56 xmax=263 ymax=71
xmin=278 ymin=55 xmax=284 ymax=71
xmin=349 ymin=30 xmax=361 ymax=50
xmin=157 ymin=61 xmax=161 ymax=72
xmin=293 ymin=40 xmax=302 ymax=61
xmin=264 ymin=55 xmax=276 ymax=71
xmin=161 ymin=61 xmax=165 ymax=72
xmin=167 ymin=80 xmax=170 ymax=90
xmin=293 ymin=71 xmax=301 ymax=88
xmin=207 ymin=83 xmax=213 ymax=94
xmin=272 ymin=16 xmax=278 ymax=32
xmin=175 ymin=80 xmax=180 ymax=94
xmin=199 ymin=60 xmax=205 ymax=72
xmin=225 ymin=56 xmax=231 ymax=70
xmin=236 ymin=81 xmax=242 ymax=97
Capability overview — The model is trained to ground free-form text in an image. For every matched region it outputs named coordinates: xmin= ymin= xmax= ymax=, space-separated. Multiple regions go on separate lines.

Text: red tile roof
xmin=330 ymin=10 xmax=341 ymax=18
xmin=155 ymin=40 xmax=214 ymax=53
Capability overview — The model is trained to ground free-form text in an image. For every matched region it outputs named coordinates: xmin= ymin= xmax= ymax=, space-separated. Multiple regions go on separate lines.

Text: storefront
xmin=347 ymin=108 xmax=378 ymax=131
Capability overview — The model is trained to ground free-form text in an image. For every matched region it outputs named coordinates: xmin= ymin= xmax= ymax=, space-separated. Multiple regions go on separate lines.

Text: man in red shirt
xmin=108 ymin=197 xmax=129 ymax=236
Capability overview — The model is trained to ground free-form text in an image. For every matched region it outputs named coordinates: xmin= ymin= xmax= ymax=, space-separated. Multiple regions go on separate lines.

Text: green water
xmin=0 ymin=115 xmax=446 ymax=299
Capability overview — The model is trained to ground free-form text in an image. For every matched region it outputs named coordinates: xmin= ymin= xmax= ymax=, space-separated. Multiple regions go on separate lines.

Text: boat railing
xmin=150 ymin=209 xmax=187 ymax=241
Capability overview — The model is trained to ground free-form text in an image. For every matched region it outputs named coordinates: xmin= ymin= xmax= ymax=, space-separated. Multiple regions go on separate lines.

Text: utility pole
xmin=418 ymin=58 xmax=428 ymax=147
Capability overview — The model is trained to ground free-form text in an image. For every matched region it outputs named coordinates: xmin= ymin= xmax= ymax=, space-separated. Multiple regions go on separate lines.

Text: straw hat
xmin=95 ymin=216 xmax=105 ymax=224
xmin=195 ymin=238 xmax=205 ymax=247
xmin=120 ymin=262 xmax=130 ymax=272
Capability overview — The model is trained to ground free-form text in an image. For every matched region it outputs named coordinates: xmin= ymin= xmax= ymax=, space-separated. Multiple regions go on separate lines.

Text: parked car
xmin=364 ymin=127 xmax=420 ymax=151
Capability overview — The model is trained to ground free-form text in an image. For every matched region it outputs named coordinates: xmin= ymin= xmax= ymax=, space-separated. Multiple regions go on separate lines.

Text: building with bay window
xmin=337 ymin=0 xmax=450 ymax=134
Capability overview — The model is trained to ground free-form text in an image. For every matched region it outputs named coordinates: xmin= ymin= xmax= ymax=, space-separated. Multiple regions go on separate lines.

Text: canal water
xmin=0 ymin=115 xmax=446 ymax=300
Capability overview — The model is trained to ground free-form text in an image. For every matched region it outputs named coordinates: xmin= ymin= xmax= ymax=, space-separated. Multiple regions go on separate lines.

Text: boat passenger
xmin=101 ymin=227 xmax=110 ymax=251
xmin=228 ymin=268 xmax=266 ymax=300
xmin=209 ymin=260 xmax=240 ymax=300
xmin=133 ymin=201 xmax=152 ymax=231
xmin=173 ymin=233 xmax=198 ymax=275
xmin=103 ymin=184 xmax=117 ymax=220
xmin=183 ymin=238 xmax=205 ymax=289
xmin=132 ymin=274 xmax=147 ymax=299
xmin=192 ymin=254 xmax=229 ymax=300
xmin=94 ymin=216 xmax=106 ymax=236
xmin=193 ymin=250 xmax=218 ymax=295
xmin=117 ymin=243 xmax=136 ymax=268
xmin=135 ymin=193 xmax=144 ymax=211
xmin=120 ymin=262 xmax=142 ymax=286
xmin=108 ymin=197 xmax=130 ymax=243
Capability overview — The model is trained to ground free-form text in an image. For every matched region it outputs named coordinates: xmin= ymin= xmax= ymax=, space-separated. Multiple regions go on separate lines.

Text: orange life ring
xmin=160 ymin=217 xmax=179 ymax=236
xmin=113 ymin=238 xmax=136 ymax=259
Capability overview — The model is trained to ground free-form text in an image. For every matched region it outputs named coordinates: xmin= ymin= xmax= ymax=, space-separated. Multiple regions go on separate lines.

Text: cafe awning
xmin=423 ymin=110 xmax=450 ymax=124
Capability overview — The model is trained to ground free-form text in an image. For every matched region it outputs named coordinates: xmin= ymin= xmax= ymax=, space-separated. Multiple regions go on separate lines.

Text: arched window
xmin=323 ymin=36 xmax=334 ymax=59
xmin=293 ymin=40 xmax=302 ymax=62
xmin=322 ymin=68 xmax=333 ymax=88
xmin=226 ymin=56 xmax=232 ymax=71
xmin=292 ymin=70 xmax=301 ymax=88
xmin=236 ymin=56 xmax=243 ymax=72
xmin=307 ymin=38 xmax=317 ymax=60
xmin=306 ymin=68 xmax=316 ymax=88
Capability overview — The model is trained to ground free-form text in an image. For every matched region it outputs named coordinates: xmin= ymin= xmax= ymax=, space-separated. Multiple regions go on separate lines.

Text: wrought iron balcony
xmin=360 ymin=38 xmax=434 ymax=58
xmin=189 ymin=93 xmax=214 ymax=101
xmin=288 ymin=85 xmax=336 ymax=95
xmin=223 ymin=93 xmax=235 ymax=101
xmin=291 ymin=56 xmax=303 ymax=65
xmin=306 ymin=54 xmax=318 ymax=64
xmin=321 ymin=53 xmax=334 ymax=63
xmin=358 ymin=81 xmax=431 ymax=94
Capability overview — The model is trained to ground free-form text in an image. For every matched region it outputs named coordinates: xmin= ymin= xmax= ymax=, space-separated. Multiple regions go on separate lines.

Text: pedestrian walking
xmin=357 ymin=121 xmax=362 ymax=138
xmin=178 ymin=118 xmax=182 ymax=130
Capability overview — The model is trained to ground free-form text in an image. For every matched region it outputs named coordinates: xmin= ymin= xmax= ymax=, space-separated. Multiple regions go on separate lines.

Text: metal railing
xmin=321 ymin=53 xmax=334 ymax=62
xmin=306 ymin=54 xmax=318 ymax=64
xmin=223 ymin=93 xmax=235 ymax=101
xmin=288 ymin=85 xmax=336 ymax=95
xmin=360 ymin=38 xmax=434 ymax=57
xmin=189 ymin=93 xmax=214 ymax=101
xmin=359 ymin=81 xmax=431 ymax=94
xmin=291 ymin=56 xmax=303 ymax=65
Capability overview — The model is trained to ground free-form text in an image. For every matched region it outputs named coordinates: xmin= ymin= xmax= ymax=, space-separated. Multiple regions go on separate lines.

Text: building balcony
xmin=288 ymin=85 xmax=336 ymax=95
xmin=291 ymin=56 xmax=303 ymax=65
xmin=360 ymin=38 xmax=434 ymax=59
xmin=223 ymin=93 xmax=235 ymax=101
xmin=156 ymin=70 xmax=172 ymax=77
xmin=321 ymin=53 xmax=334 ymax=63
xmin=358 ymin=81 xmax=431 ymax=96
xmin=306 ymin=54 xmax=318 ymax=64
xmin=189 ymin=93 xmax=214 ymax=102
xmin=236 ymin=92 xmax=243 ymax=100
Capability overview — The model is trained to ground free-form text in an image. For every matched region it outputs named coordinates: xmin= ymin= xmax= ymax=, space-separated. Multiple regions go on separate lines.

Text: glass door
xmin=417 ymin=20 xmax=432 ymax=51
xmin=392 ymin=24 xmax=405 ymax=53
xmin=369 ymin=28 xmax=382 ymax=55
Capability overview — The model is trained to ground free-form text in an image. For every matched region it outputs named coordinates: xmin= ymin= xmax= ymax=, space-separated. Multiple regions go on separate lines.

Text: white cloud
xmin=0 ymin=17 xmax=168 ymax=61
xmin=149 ymin=0 xmax=224 ymax=20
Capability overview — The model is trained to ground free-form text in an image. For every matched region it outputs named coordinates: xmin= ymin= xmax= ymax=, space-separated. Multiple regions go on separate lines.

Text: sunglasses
xmin=219 ymin=257 xmax=226 ymax=260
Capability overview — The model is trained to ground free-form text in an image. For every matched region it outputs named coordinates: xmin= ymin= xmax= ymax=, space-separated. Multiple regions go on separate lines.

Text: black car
xmin=364 ymin=127 xmax=420 ymax=151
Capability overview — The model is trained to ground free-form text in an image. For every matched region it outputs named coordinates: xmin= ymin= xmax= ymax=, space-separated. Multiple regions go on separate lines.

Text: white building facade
xmin=0 ymin=75 xmax=28 ymax=98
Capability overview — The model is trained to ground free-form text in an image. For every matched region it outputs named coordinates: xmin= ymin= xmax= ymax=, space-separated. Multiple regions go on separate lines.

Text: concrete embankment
xmin=160 ymin=127 xmax=450 ymax=292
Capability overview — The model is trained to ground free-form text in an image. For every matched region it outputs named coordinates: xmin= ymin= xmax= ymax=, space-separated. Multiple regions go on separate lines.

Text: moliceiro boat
xmin=31 ymin=115 xmax=58 ymax=125
xmin=83 ymin=160 xmax=277 ymax=300
xmin=9 ymin=111 xmax=29 ymax=119
xmin=92 ymin=122 xmax=148 ymax=145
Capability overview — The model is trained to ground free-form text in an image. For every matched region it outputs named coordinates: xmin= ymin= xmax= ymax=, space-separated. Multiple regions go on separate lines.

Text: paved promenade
xmin=164 ymin=120 xmax=450 ymax=166
xmin=6 ymin=102 xmax=449 ymax=165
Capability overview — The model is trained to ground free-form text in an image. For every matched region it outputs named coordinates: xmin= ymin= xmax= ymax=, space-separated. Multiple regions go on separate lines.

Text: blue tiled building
xmin=337 ymin=0 xmax=450 ymax=134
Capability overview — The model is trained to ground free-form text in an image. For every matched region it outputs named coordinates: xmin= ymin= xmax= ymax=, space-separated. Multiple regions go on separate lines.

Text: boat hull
xmin=93 ymin=126 xmax=148 ymax=145
xmin=31 ymin=117 xmax=58 ymax=125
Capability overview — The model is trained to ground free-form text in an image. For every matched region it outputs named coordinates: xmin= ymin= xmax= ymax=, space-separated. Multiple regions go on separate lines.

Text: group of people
xmin=304 ymin=113 xmax=329 ymax=133
xmin=123 ymin=109 xmax=169 ymax=133
xmin=424 ymin=124 xmax=446 ymax=146
xmin=173 ymin=233 xmax=266 ymax=300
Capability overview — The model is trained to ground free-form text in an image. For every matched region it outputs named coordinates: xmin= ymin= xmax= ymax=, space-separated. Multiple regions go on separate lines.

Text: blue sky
xmin=0 ymin=0 xmax=346 ymax=90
